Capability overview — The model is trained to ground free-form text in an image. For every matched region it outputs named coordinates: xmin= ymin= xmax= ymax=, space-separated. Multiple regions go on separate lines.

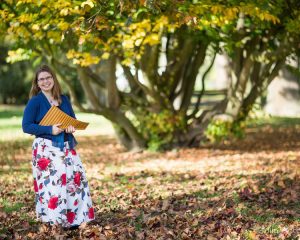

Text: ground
xmin=0 ymin=117 xmax=300 ymax=239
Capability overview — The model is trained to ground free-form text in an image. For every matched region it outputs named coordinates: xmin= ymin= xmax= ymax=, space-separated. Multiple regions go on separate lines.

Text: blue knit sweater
xmin=22 ymin=91 xmax=77 ymax=150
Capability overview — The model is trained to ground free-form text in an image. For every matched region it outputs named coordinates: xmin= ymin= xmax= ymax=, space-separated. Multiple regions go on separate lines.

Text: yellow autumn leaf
xmin=60 ymin=8 xmax=69 ymax=16
xmin=122 ymin=39 xmax=134 ymax=49
xmin=121 ymin=58 xmax=132 ymax=66
xmin=80 ymin=54 xmax=100 ymax=66
xmin=136 ymin=53 xmax=141 ymax=60
xmin=143 ymin=34 xmax=160 ymax=45
xmin=18 ymin=13 xmax=35 ymax=23
xmin=40 ymin=8 xmax=48 ymax=15
xmin=57 ymin=22 xmax=69 ymax=31
xmin=66 ymin=49 xmax=76 ymax=59
xmin=42 ymin=24 xmax=49 ymax=30
xmin=66 ymin=50 xmax=100 ymax=66
xmin=34 ymin=31 xmax=44 ymax=40
xmin=31 ymin=24 xmax=40 ymax=31
xmin=135 ymin=38 xmax=143 ymax=47
xmin=47 ymin=31 xmax=61 ymax=42
xmin=6 ymin=48 xmax=32 ymax=63
xmin=16 ymin=0 xmax=35 ymax=6
xmin=81 ymin=0 xmax=94 ymax=9
xmin=102 ymin=52 xmax=110 ymax=59
xmin=152 ymin=15 xmax=169 ymax=32
xmin=211 ymin=5 xmax=223 ymax=14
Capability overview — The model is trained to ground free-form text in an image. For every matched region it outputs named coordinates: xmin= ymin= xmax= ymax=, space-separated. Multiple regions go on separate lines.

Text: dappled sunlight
xmin=81 ymin=144 xmax=300 ymax=180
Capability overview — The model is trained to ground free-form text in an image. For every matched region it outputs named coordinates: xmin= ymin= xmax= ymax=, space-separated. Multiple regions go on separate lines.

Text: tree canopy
xmin=1 ymin=0 xmax=300 ymax=150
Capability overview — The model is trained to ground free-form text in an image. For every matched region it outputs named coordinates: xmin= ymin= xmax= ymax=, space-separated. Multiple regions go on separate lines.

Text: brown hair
xmin=29 ymin=64 xmax=62 ymax=104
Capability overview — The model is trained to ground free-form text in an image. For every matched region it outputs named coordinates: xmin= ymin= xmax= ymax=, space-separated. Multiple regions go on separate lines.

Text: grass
xmin=1 ymin=200 xmax=25 ymax=213
xmin=0 ymin=104 xmax=114 ymax=141
xmin=253 ymin=212 xmax=275 ymax=223
xmin=247 ymin=115 xmax=300 ymax=128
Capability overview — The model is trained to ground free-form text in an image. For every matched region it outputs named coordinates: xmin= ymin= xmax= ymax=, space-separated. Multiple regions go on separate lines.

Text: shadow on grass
xmin=202 ymin=124 xmax=300 ymax=153
xmin=0 ymin=139 xmax=32 ymax=167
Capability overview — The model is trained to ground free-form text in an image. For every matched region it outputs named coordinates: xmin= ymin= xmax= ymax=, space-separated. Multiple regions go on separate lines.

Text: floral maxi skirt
xmin=31 ymin=138 xmax=94 ymax=227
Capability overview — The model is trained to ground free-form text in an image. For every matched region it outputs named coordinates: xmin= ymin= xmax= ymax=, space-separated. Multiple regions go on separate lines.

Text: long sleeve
xmin=22 ymin=98 xmax=52 ymax=135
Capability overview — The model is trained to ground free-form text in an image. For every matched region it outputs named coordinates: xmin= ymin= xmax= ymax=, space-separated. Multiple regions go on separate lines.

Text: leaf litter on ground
xmin=0 ymin=125 xmax=300 ymax=239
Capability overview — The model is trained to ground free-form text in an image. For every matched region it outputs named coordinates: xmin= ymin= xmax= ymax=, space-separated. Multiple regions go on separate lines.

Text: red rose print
xmin=48 ymin=196 xmax=59 ymax=210
xmin=67 ymin=212 xmax=76 ymax=224
xmin=71 ymin=149 xmax=77 ymax=156
xmin=61 ymin=173 xmax=67 ymax=186
xmin=74 ymin=172 xmax=81 ymax=186
xmin=33 ymin=148 xmax=37 ymax=158
xmin=88 ymin=207 xmax=94 ymax=219
xmin=39 ymin=183 xmax=43 ymax=190
xmin=65 ymin=149 xmax=69 ymax=156
xmin=33 ymin=179 xmax=38 ymax=192
xmin=37 ymin=157 xmax=51 ymax=171
xmin=39 ymin=197 xmax=43 ymax=203
xmin=74 ymin=200 xmax=78 ymax=206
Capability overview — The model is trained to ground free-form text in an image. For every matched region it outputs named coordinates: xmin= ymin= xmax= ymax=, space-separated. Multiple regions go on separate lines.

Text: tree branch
xmin=120 ymin=63 xmax=139 ymax=92
xmin=83 ymin=66 xmax=106 ymax=88
xmin=189 ymin=50 xmax=217 ymax=119
xmin=179 ymin=42 xmax=208 ymax=113
xmin=77 ymin=66 xmax=104 ymax=110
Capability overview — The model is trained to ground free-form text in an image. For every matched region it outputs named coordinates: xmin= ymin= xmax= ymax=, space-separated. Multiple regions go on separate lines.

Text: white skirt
xmin=31 ymin=138 xmax=94 ymax=227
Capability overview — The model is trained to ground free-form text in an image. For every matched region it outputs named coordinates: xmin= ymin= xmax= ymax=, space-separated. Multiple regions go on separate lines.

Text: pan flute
xmin=39 ymin=106 xmax=89 ymax=130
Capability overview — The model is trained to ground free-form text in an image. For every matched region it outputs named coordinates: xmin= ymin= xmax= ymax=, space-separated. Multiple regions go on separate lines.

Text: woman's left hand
xmin=65 ymin=125 xmax=76 ymax=133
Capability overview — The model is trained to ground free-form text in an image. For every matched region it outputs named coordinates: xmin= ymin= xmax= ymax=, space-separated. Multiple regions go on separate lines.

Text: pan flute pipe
xmin=39 ymin=106 xmax=89 ymax=130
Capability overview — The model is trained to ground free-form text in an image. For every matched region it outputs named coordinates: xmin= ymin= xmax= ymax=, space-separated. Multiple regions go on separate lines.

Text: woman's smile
xmin=37 ymin=71 xmax=54 ymax=92
xmin=42 ymin=83 xmax=52 ymax=88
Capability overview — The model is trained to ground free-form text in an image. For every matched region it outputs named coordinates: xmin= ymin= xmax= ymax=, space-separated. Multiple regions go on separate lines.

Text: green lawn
xmin=0 ymin=105 xmax=114 ymax=141
xmin=247 ymin=116 xmax=300 ymax=128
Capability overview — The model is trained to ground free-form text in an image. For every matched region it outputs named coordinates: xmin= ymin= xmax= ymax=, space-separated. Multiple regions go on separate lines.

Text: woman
xmin=22 ymin=65 xmax=95 ymax=229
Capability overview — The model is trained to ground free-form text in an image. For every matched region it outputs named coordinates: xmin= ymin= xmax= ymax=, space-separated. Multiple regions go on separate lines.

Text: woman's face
xmin=37 ymin=71 xmax=54 ymax=93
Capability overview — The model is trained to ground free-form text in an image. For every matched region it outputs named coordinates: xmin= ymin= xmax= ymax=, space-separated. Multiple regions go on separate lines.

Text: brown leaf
xmin=207 ymin=235 xmax=218 ymax=240
xmin=247 ymin=231 xmax=258 ymax=240
xmin=162 ymin=199 xmax=170 ymax=211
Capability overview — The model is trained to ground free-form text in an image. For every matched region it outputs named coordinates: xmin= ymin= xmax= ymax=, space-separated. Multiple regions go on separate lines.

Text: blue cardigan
xmin=22 ymin=91 xmax=77 ymax=150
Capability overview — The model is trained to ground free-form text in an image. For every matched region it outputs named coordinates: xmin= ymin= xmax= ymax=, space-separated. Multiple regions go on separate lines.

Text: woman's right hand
xmin=52 ymin=123 xmax=63 ymax=135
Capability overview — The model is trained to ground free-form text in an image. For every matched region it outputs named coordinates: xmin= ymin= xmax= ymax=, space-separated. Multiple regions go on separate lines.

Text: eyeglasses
xmin=38 ymin=76 xmax=53 ymax=82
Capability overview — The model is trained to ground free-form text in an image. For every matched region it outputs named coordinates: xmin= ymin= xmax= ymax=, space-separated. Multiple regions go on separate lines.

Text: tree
xmin=1 ymin=0 xmax=299 ymax=150
xmin=0 ymin=44 xmax=32 ymax=104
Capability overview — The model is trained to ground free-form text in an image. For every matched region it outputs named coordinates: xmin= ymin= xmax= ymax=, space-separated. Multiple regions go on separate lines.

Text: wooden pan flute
xmin=39 ymin=106 xmax=89 ymax=130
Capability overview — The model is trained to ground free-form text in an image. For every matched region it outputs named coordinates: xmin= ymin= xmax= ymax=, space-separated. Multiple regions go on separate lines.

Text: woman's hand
xmin=52 ymin=123 xmax=63 ymax=135
xmin=65 ymin=125 xmax=76 ymax=134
